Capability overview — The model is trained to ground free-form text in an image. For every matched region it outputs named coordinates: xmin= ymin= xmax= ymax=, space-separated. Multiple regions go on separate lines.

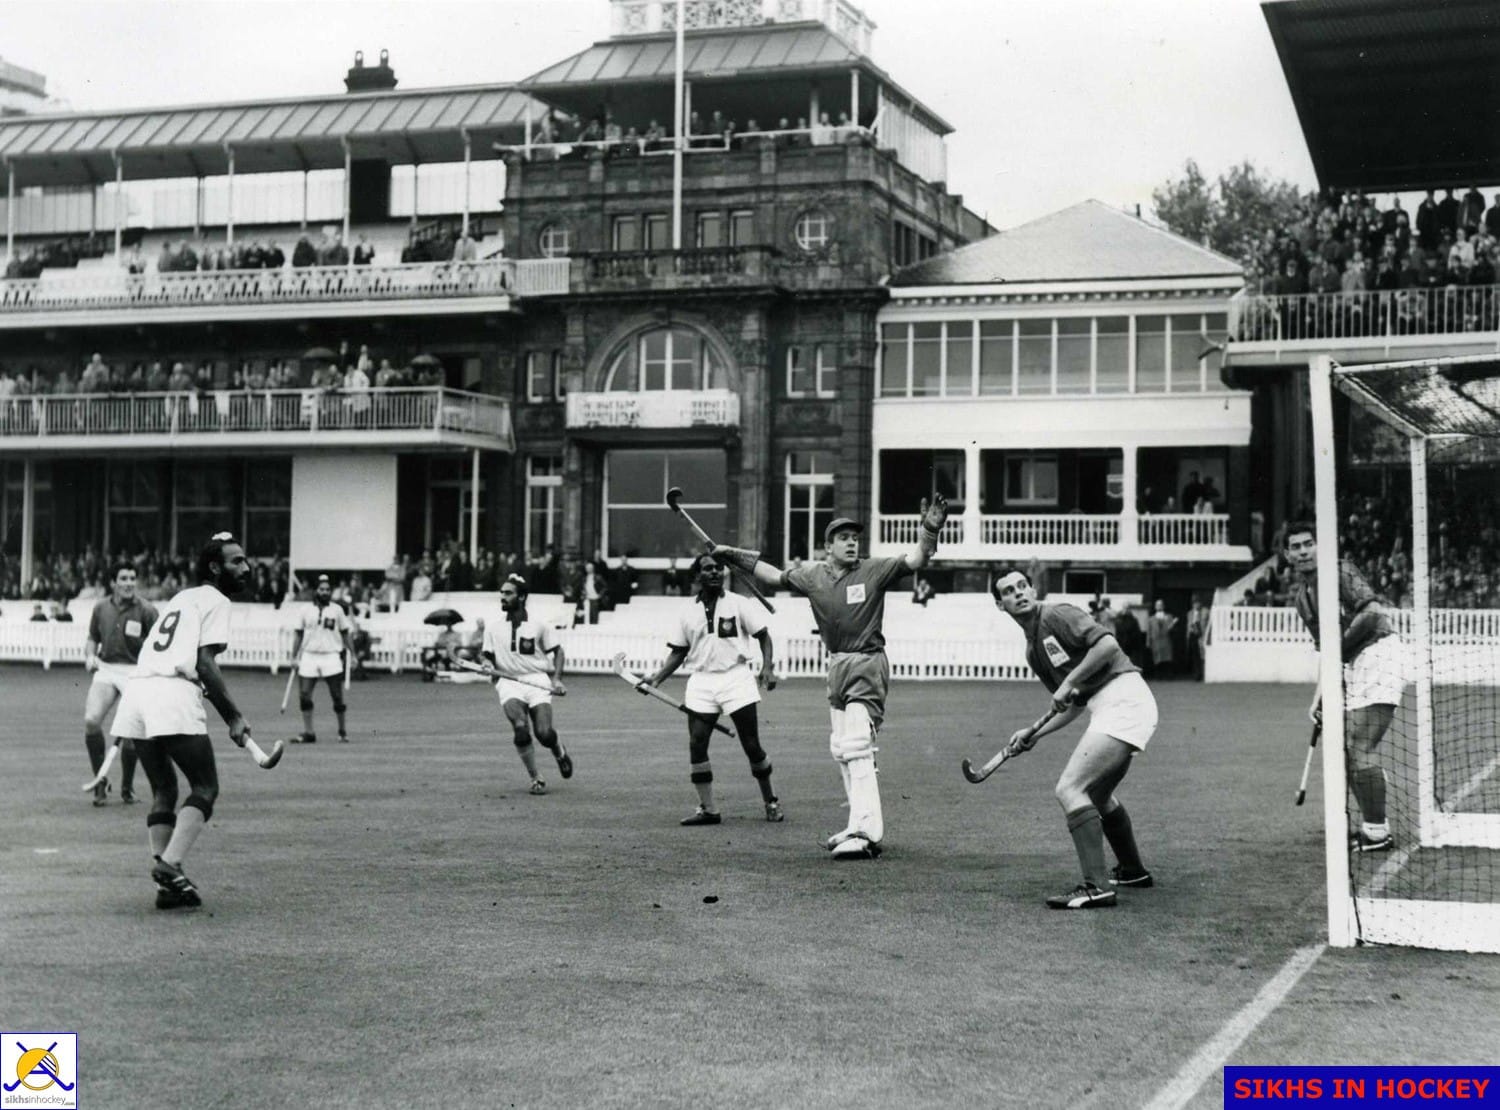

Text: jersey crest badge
xmin=519 ymin=636 xmax=536 ymax=654
xmin=124 ymin=619 xmax=142 ymax=638
xmin=716 ymin=616 xmax=738 ymax=638
xmin=1042 ymin=635 xmax=1071 ymax=667
xmin=845 ymin=584 xmax=867 ymax=604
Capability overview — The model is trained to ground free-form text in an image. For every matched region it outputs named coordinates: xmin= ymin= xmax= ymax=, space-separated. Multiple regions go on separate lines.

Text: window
xmin=611 ymin=215 xmax=641 ymax=252
xmin=910 ymin=323 xmax=942 ymax=397
xmin=174 ymin=459 xmax=232 ymax=554
xmin=1135 ymin=315 xmax=1167 ymax=393
xmin=243 ymin=458 xmax=291 ymax=557
xmin=697 ymin=212 xmax=723 ymax=249
xmin=1203 ymin=313 xmax=1229 ymax=391
xmin=879 ymin=323 xmax=908 ymax=397
xmin=1056 ymin=318 xmax=1091 ymax=394
xmin=603 ymin=326 xmax=727 ymax=392
xmin=1096 ymin=316 xmax=1130 ymax=394
xmin=1017 ymin=319 xmax=1051 ymax=394
xmin=879 ymin=449 xmax=966 ymax=513
xmin=978 ymin=320 xmax=1013 ymax=395
xmin=794 ymin=209 xmax=831 ymax=252
xmin=526 ymin=351 xmax=563 ymax=402
xmin=945 ymin=321 xmax=974 ymax=396
xmin=538 ymin=224 xmax=570 ymax=258
xmin=107 ymin=461 xmax=163 ymax=555
xmin=785 ymin=451 xmax=836 ymax=562
xmin=893 ymin=221 xmax=917 ymax=268
xmin=1169 ymin=314 xmax=1206 ymax=392
xmin=787 ymin=344 xmax=835 ymax=397
xmin=645 ymin=214 xmax=670 ymax=251
xmin=606 ymin=449 xmax=726 ymax=558
xmin=729 ymin=209 xmax=755 ymax=247
xmin=1004 ymin=454 xmax=1059 ymax=506
xmin=525 ymin=456 xmax=563 ymax=557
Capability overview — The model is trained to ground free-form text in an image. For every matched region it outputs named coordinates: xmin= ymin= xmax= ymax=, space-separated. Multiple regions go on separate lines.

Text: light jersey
xmin=482 ymin=613 xmax=557 ymax=678
xmin=668 ymin=590 xmax=766 ymax=674
xmin=784 ymin=556 xmax=908 ymax=654
xmin=1019 ymin=601 xmax=1138 ymax=703
xmin=133 ymin=584 xmax=233 ymax=682
xmin=298 ymin=600 xmax=350 ymax=654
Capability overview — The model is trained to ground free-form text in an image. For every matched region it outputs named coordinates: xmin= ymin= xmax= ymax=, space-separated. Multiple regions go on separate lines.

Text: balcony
xmin=873 ymin=511 xmax=1246 ymax=564
xmin=0 ymin=258 xmax=571 ymax=328
xmin=574 ymin=246 xmax=781 ymax=296
xmin=1228 ymin=287 xmax=1500 ymax=361
xmin=565 ymin=389 xmax=739 ymax=431
xmin=0 ymin=387 xmax=514 ymax=453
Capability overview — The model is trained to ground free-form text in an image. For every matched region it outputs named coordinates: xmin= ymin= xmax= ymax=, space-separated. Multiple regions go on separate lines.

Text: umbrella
xmin=301 ymin=347 xmax=338 ymax=363
xmin=408 ymin=353 xmax=443 ymax=369
xmin=424 ymin=608 xmax=464 ymax=627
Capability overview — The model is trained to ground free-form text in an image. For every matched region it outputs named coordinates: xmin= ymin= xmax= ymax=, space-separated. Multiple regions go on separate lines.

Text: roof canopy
xmin=1262 ymin=0 xmax=1500 ymax=191
xmin=0 ymin=85 xmax=545 ymax=188
xmin=889 ymin=200 xmax=1243 ymax=288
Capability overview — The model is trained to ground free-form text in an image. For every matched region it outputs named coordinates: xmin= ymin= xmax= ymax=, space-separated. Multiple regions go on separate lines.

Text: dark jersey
xmin=87 ymin=596 xmax=159 ymax=665
xmin=1290 ymin=560 xmax=1395 ymax=659
xmin=1020 ymin=601 xmax=1138 ymax=702
xmin=784 ymin=557 xmax=908 ymax=654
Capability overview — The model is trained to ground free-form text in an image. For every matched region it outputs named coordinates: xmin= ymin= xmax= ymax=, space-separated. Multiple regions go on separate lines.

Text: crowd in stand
xmin=520 ymin=108 xmax=870 ymax=161
xmin=1240 ymin=186 xmax=1500 ymax=339
xmin=1 ymin=546 xmax=292 ymax=606
xmin=2 ymin=233 xmax=110 ymax=279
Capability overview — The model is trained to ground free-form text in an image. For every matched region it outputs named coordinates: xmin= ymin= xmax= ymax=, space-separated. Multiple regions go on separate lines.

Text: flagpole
xmin=672 ymin=0 xmax=686 ymax=250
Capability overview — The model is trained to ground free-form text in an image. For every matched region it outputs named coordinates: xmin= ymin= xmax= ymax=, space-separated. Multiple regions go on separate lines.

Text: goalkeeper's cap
xmin=824 ymin=517 xmax=864 ymax=544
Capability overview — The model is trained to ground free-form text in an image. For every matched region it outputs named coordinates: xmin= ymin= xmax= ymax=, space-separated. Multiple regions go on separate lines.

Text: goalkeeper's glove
xmin=709 ymin=545 xmax=762 ymax=577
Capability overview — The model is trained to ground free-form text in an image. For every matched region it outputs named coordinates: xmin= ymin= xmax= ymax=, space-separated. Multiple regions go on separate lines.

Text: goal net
xmin=1311 ymin=353 xmax=1500 ymax=953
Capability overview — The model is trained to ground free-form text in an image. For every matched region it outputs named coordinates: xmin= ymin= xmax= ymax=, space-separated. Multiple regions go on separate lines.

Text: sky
xmin=0 ymin=0 xmax=1319 ymax=229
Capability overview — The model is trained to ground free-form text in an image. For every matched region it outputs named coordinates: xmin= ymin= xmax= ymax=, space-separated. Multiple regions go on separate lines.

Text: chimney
xmin=345 ymin=49 xmax=397 ymax=93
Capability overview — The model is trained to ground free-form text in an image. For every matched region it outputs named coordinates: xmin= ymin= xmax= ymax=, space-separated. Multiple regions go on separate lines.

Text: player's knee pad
xmin=298 ymin=695 xmax=315 ymax=712
xmin=749 ymin=756 xmax=773 ymax=780
xmin=183 ymin=793 xmax=215 ymax=823
xmin=829 ymin=702 xmax=876 ymax=763
xmin=332 ymin=700 xmax=347 ymax=714
xmin=690 ymin=760 xmax=713 ymax=785
xmin=146 ymin=811 xmax=177 ymax=828
xmin=534 ymin=729 xmax=558 ymax=751
xmin=512 ymin=727 xmax=533 ymax=750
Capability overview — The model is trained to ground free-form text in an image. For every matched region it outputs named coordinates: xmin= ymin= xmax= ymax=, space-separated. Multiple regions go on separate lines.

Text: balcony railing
xmin=872 ymin=511 xmax=1244 ymax=562
xmin=577 ymin=246 xmax=780 ymax=292
xmin=1137 ymin=513 xmax=1230 ymax=546
xmin=564 ymin=389 xmax=740 ymax=430
xmin=981 ymin=514 xmax=1120 ymax=546
xmin=877 ymin=515 xmax=967 ymax=547
xmin=1229 ymin=287 xmax=1500 ymax=345
xmin=0 ymin=258 xmax=570 ymax=316
xmin=0 ymin=387 xmax=512 ymax=446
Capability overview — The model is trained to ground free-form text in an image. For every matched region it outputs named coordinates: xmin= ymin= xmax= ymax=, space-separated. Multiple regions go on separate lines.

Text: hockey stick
xmin=239 ymin=728 xmax=285 ymax=769
xmin=81 ymin=739 xmax=123 ymax=791
xmin=280 ymin=640 xmax=305 ymax=714
xmin=611 ymin=652 xmax=733 ymax=736
xmin=961 ymin=705 xmax=1062 ymax=784
xmin=665 ymin=486 xmax=776 ymax=614
xmin=451 ymin=656 xmax=564 ymax=695
xmin=1294 ymin=720 xmax=1321 ymax=806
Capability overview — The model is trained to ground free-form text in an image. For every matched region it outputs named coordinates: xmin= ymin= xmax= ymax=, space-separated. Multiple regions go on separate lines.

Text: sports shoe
xmin=1109 ymin=865 xmax=1153 ymax=888
xmin=1046 ymin=883 xmax=1117 ymax=910
xmin=1353 ymin=829 xmax=1393 ymax=853
xmin=151 ymin=857 xmax=202 ymax=910
xmin=764 ymin=799 xmax=785 ymax=823
xmin=830 ymin=835 xmax=881 ymax=860
xmin=291 ymin=733 xmax=317 ymax=744
xmin=680 ymin=807 xmax=722 ymax=826
xmin=555 ymin=747 xmax=574 ymax=779
xmin=92 ymin=781 xmax=111 ymax=807
xmin=529 ymin=778 xmax=548 ymax=795
xmin=120 ymin=785 xmax=137 ymax=804
xmin=338 ymin=733 xmax=349 ymax=744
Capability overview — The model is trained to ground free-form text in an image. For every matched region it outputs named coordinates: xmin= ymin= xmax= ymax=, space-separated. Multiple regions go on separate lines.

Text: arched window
xmin=603 ymin=326 xmax=728 ymax=392
xmin=794 ymin=209 xmax=832 ymax=252
xmin=538 ymin=224 xmax=571 ymax=258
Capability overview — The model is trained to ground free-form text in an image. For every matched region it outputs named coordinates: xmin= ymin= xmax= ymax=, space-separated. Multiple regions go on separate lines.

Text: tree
xmin=1152 ymin=159 xmax=1308 ymax=269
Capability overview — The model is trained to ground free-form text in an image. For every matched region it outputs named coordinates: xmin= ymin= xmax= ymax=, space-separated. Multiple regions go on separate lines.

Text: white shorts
xmin=112 ymin=676 xmax=208 ymax=740
xmin=90 ymin=661 xmax=136 ymax=699
xmin=1346 ymin=635 xmax=1404 ymax=710
xmin=684 ymin=666 xmax=760 ymax=716
xmin=496 ymin=675 xmax=553 ymax=710
xmin=1086 ymin=671 xmax=1159 ymax=751
xmin=298 ymin=651 xmax=344 ymax=679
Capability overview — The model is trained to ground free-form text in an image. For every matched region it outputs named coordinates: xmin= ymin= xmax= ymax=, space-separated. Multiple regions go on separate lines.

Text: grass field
xmin=4 ymin=664 xmax=1499 ymax=1109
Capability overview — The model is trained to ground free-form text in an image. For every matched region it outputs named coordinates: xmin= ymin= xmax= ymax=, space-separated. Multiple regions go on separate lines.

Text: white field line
xmin=1137 ymin=944 xmax=1325 ymax=1110
xmin=1368 ymin=752 xmax=1500 ymax=896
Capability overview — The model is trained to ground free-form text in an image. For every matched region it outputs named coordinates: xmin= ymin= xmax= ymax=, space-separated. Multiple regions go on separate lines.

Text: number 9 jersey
xmin=133 ymin=584 xmax=234 ymax=682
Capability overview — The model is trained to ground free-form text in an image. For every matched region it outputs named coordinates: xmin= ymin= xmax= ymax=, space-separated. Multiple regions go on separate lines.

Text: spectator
xmin=353 ymin=236 xmax=376 ymax=266
xmin=292 ymin=236 xmax=317 ymax=268
xmin=1146 ymin=600 xmax=1177 ymax=677
xmin=1180 ymin=471 xmax=1204 ymax=515
xmin=409 ymin=561 xmax=434 ymax=602
xmin=30 ymin=602 xmax=47 ymax=621
xmin=911 ymin=574 xmax=934 ymax=608
xmin=1437 ymin=188 xmax=1460 ymax=239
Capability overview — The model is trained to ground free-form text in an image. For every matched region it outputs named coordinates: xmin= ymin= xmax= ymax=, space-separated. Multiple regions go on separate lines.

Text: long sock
xmin=1352 ymin=765 xmax=1387 ymax=826
xmin=690 ymin=761 xmax=715 ymax=811
xmin=85 ymin=729 xmax=106 ymax=773
xmin=749 ymin=757 xmax=775 ymax=803
xmin=1100 ymin=803 xmax=1144 ymax=872
xmin=1066 ymin=805 xmax=1109 ymax=889
xmin=148 ymin=823 xmax=172 ymax=857
xmin=846 ymin=757 xmax=883 ymax=842
xmin=336 ymin=708 xmax=347 ymax=735
xmin=300 ymin=706 xmax=314 ymax=737
xmin=120 ymin=740 xmax=138 ymax=791
xmin=161 ymin=807 xmax=207 ymax=867
xmin=517 ymin=743 xmax=539 ymax=779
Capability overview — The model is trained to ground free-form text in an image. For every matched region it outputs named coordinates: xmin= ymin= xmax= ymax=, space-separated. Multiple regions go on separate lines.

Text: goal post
xmin=1311 ymin=352 xmax=1500 ymax=953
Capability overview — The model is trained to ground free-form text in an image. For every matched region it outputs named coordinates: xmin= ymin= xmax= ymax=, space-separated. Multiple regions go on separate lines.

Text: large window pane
xmin=607 ymin=451 xmax=664 ymax=504
xmin=1135 ymin=315 xmax=1166 ymax=393
xmin=979 ymin=320 xmax=1013 ymax=395
xmin=667 ymin=448 xmax=727 ymax=504
xmin=640 ymin=330 xmax=669 ymax=391
xmin=944 ymin=322 xmax=973 ymax=396
xmin=612 ymin=216 xmax=640 ymax=252
xmin=610 ymin=507 xmax=725 ymax=559
xmin=1203 ymin=312 xmax=1229 ymax=391
xmin=1170 ymin=314 xmax=1204 ymax=391
xmin=645 ymin=214 xmax=670 ymax=251
xmin=879 ymin=449 xmax=964 ymax=512
xmin=911 ymin=322 xmax=942 ymax=397
xmin=1096 ymin=316 xmax=1129 ymax=393
xmin=697 ymin=212 xmax=723 ymax=249
xmin=245 ymin=459 xmax=290 ymax=507
xmin=880 ymin=324 xmax=908 ymax=397
xmin=1017 ymin=319 xmax=1051 ymax=394
xmin=1056 ymin=318 xmax=1091 ymax=394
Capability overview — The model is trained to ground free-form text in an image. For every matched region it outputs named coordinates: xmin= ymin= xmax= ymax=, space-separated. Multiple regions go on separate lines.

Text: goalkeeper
xmin=710 ymin=494 xmax=947 ymax=860
xmin=1282 ymin=521 xmax=1400 ymax=852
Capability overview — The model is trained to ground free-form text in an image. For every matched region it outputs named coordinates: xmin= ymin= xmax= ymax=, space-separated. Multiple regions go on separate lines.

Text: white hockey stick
xmin=81 ymin=739 xmax=123 ymax=791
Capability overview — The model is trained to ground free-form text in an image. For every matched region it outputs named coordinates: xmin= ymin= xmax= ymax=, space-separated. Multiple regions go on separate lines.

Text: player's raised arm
xmin=902 ymin=493 xmax=948 ymax=572
xmin=707 ymin=546 xmax=790 ymax=592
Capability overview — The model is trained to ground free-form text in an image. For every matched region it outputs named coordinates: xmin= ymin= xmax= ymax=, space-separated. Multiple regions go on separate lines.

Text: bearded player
xmin=1283 ymin=520 xmax=1401 ymax=852
xmin=111 ymin=532 xmax=254 ymax=910
xmin=289 ymin=573 xmax=352 ymax=744
xmin=711 ymin=494 xmax=947 ymax=860
xmin=640 ymin=554 xmax=783 ymax=825
xmin=993 ymin=570 xmax=1157 ymax=909
xmin=83 ymin=562 xmax=158 ymax=805
xmin=482 ymin=573 xmax=572 ymax=794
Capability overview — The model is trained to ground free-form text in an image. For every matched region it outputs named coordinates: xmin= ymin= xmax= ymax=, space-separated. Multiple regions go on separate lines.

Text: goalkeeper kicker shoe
xmin=1046 ymin=883 xmax=1117 ymax=910
xmin=1109 ymin=865 xmax=1154 ymax=888
xmin=829 ymin=835 xmax=881 ymax=860
xmin=1353 ymin=829 xmax=1393 ymax=853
